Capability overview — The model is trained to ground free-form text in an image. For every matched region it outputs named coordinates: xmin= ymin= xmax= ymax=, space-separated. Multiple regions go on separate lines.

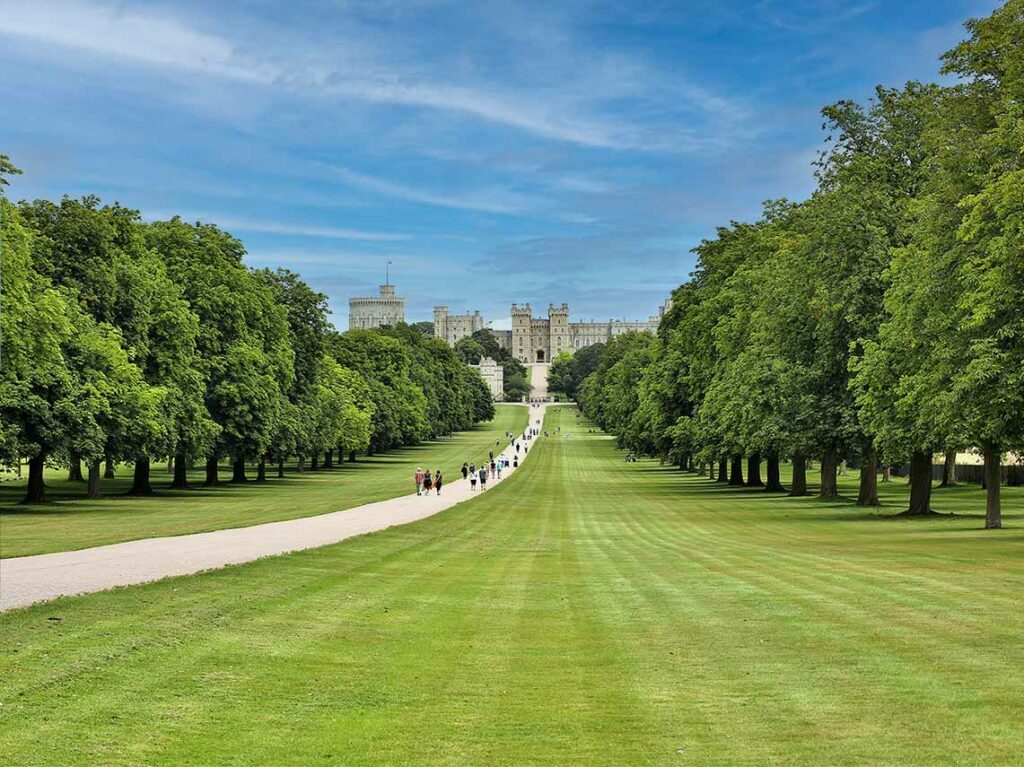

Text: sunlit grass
xmin=0 ymin=405 xmax=1020 ymax=765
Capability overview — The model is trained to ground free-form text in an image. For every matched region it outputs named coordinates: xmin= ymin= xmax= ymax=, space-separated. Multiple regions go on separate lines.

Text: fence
xmin=886 ymin=462 xmax=1024 ymax=486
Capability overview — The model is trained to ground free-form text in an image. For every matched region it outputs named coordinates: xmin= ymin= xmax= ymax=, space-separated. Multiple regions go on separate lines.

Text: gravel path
xmin=0 ymin=404 xmax=549 ymax=611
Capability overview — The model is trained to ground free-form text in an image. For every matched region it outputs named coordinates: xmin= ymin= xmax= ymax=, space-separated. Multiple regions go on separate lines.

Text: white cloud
xmin=142 ymin=210 xmax=409 ymax=241
xmin=0 ymin=0 xmax=272 ymax=82
xmin=323 ymin=163 xmax=545 ymax=215
xmin=0 ymin=0 xmax=737 ymax=152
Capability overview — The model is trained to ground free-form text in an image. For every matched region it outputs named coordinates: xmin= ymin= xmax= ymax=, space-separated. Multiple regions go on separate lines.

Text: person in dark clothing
xmin=434 ymin=470 xmax=443 ymax=495
xmin=461 ymin=462 xmax=469 ymax=479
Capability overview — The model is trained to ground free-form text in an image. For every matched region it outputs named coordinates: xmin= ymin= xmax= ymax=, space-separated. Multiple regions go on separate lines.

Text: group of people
xmin=414 ymin=467 xmax=443 ymax=496
xmin=460 ymin=448 xmax=520 ymax=492
xmin=414 ymin=417 xmax=550 ymax=498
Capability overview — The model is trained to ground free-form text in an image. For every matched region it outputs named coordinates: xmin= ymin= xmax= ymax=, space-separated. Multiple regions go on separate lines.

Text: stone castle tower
xmin=548 ymin=303 xmax=569 ymax=360
xmin=348 ymin=283 xmax=405 ymax=330
xmin=511 ymin=304 xmax=533 ymax=363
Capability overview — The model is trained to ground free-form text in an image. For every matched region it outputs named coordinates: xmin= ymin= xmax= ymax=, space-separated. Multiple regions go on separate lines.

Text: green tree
xmin=146 ymin=218 xmax=293 ymax=484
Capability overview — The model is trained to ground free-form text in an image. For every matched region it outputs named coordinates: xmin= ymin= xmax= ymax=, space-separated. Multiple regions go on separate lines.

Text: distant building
xmin=431 ymin=298 xmax=672 ymax=364
xmin=432 ymin=306 xmax=485 ymax=345
xmin=471 ymin=357 xmax=504 ymax=401
xmin=510 ymin=301 xmax=670 ymax=364
xmin=349 ymin=284 xmax=405 ymax=330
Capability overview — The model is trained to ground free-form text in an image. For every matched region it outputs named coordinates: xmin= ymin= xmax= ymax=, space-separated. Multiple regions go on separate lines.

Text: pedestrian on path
xmin=415 ymin=467 xmax=425 ymax=495
xmin=470 ymin=469 xmax=477 ymax=491
xmin=478 ymin=465 xmax=488 ymax=491
xmin=434 ymin=470 xmax=443 ymax=495
xmin=423 ymin=470 xmax=432 ymax=494
xmin=513 ymin=457 xmax=519 ymax=469
xmin=496 ymin=459 xmax=503 ymax=479
xmin=490 ymin=459 xmax=496 ymax=479
xmin=461 ymin=462 xmax=469 ymax=480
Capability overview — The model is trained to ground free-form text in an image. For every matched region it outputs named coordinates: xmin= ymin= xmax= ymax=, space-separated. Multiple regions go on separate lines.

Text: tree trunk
xmin=349 ymin=450 xmax=357 ymax=463
xmin=728 ymin=454 xmax=744 ymax=486
xmin=764 ymin=454 xmax=785 ymax=492
xmin=717 ymin=457 xmax=729 ymax=483
xmin=127 ymin=455 xmax=154 ymax=496
xmin=856 ymin=445 xmax=879 ymax=507
xmin=278 ymin=459 xmax=286 ymax=478
xmin=707 ymin=461 xmax=716 ymax=481
xmin=68 ymin=453 xmax=84 ymax=482
xmin=87 ymin=459 xmax=103 ymax=499
xmin=205 ymin=456 xmax=219 ymax=485
xmin=819 ymin=450 xmax=839 ymax=499
xmin=745 ymin=453 xmax=763 ymax=487
xmin=324 ymin=449 xmax=333 ymax=469
xmin=940 ymin=450 xmax=958 ymax=487
xmin=167 ymin=456 xmax=174 ymax=473
xmin=231 ymin=456 xmax=247 ymax=483
xmin=789 ymin=454 xmax=808 ymax=496
xmin=697 ymin=462 xmax=707 ymax=477
xmin=983 ymin=445 xmax=1002 ymax=529
xmin=23 ymin=454 xmax=47 ymax=504
xmin=170 ymin=453 xmax=190 ymax=489
xmin=906 ymin=450 xmax=934 ymax=515
xmin=882 ymin=463 xmax=891 ymax=482
xmin=104 ymin=454 xmax=116 ymax=479
xmin=310 ymin=453 xmax=319 ymax=471
xmin=257 ymin=458 xmax=267 ymax=483
xmin=296 ymin=454 xmax=306 ymax=473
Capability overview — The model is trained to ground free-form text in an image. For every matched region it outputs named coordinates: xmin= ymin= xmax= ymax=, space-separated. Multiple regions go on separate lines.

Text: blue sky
xmin=0 ymin=0 xmax=999 ymax=328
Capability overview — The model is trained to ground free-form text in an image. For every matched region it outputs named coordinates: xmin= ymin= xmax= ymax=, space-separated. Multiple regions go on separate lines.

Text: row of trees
xmin=0 ymin=164 xmax=494 ymax=504
xmin=453 ymin=329 xmax=532 ymax=400
xmin=577 ymin=2 xmax=1023 ymax=528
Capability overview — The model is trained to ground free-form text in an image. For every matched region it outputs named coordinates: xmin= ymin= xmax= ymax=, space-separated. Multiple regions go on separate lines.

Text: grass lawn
xmin=0 ymin=405 xmax=528 ymax=558
xmin=1 ymin=405 xmax=1022 ymax=765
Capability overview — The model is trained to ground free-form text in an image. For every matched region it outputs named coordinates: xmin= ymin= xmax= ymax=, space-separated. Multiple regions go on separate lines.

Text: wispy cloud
xmin=323 ymin=163 xmax=546 ymax=215
xmin=143 ymin=210 xmax=409 ymax=241
xmin=755 ymin=0 xmax=876 ymax=33
xmin=0 ymin=0 xmax=737 ymax=152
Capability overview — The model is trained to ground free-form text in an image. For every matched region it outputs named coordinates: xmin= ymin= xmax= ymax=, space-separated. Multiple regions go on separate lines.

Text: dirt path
xmin=0 ymin=405 xmax=548 ymax=611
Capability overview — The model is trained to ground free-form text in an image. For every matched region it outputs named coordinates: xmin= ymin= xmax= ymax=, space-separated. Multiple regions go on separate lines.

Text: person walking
xmin=461 ymin=462 xmax=469 ymax=480
xmin=496 ymin=459 xmax=503 ymax=480
xmin=490 ymin=459 xmax=496 ymax=479
xmin=422 ymin=469 xmax=432 ymax=494
xmin=434 ymin=469 xmax=443 ymax=495
xmin=513 ymin=456 xmax=519 ymax=469
xmin=478 ymin=465 xmax=488 ymax=491
xmin=470 ymin=466 xmax=478 ymax=491
xmin=414 ymin=467 xmax=424 ymax=495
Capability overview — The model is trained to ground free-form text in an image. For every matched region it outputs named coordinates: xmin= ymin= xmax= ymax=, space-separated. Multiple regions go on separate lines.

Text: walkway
xmin=0 ymin=404 xmax=549 ymax=611
xmin=528 ymin=363 xmax=550 ymax=400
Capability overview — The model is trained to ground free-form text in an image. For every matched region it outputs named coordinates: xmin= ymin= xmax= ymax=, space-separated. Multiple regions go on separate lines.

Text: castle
xmin=434 ymin=301 xmax=669 ymax=364
xmin=346 ymin=281 xmax=668 ymax=365
xmin=348 ymin=283 xmax=405 ymax=330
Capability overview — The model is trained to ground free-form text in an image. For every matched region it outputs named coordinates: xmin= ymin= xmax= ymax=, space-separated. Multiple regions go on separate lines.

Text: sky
xmin=0 ymin=0 xmax=1001 ymax=329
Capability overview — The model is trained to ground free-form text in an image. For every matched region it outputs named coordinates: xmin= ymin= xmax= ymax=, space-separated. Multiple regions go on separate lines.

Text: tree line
xmin=572 ymin=3 xmax=1023 ymax=529
xmin=0 ymin=167 xmax=495 ymax=504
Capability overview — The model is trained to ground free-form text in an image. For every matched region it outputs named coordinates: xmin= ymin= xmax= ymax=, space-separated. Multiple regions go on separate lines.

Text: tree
xmin=146 ymin=218 xmax=292 ymax=484
xmin=454 ymin=337 xmax=486 ymax=365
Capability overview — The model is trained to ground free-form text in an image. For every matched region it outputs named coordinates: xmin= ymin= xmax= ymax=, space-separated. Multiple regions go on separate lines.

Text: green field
xmin=0 ymin=405 xmax=528 ymax=558
xmin=1 ymin=405 xmax=1022 ymax=765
